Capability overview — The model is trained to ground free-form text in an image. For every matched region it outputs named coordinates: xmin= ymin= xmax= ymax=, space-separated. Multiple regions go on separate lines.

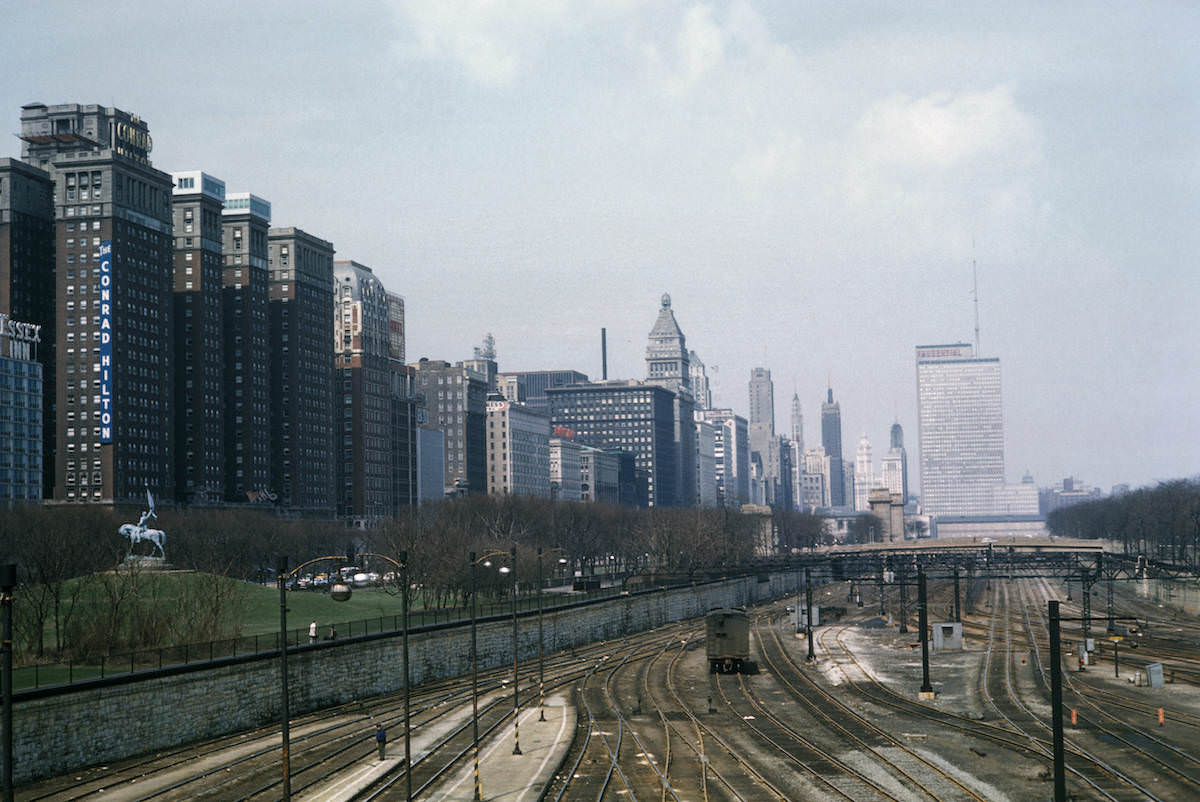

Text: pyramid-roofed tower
xmin=645 ymin=293 xmax=691 ymax=393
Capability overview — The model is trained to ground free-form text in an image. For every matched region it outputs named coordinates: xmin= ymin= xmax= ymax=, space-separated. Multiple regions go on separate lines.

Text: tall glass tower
xmin=915 ymin=343 xmax=1004 ymax=516
xmin=821 ymin=388 xmax=844 ymax=507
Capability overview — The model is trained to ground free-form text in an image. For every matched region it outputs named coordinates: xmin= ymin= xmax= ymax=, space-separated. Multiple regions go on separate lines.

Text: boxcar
xmin=706 ymin=607 xmax=750 ymax=674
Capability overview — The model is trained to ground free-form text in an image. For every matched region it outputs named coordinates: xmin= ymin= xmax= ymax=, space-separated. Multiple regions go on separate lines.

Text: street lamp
xmin=504 ymin=547 xmax=521 ymax=755
xmin=276 ymin=556 xmax=293 ymax=801
xmin=277 ymin=552 xmax=412 ymax=801
xmin=469 ymin=547 xmax=521 ymax=800
xmin=335 ymin=552 xmax=412 ymax=802
xmin=537 ymin=547 xmax=567 ymax=722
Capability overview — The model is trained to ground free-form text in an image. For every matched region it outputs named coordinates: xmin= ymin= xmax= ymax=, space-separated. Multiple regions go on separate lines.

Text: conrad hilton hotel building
xmin=19 ymin=103 xmax=175 ymax=503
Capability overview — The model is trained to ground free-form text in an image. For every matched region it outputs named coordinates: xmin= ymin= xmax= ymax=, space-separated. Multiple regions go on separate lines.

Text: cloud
xmin=398 ymin=0 xmax=643 ymax=86
xmin=849 ymin=86 xmax=1040 ymax=175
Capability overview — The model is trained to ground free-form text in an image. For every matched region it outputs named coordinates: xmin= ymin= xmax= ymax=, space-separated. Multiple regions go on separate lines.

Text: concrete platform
xmin=299 ymin=692 xmax=575 ymax=801
xmin=428 ymin=693 xmax=574 ymax=802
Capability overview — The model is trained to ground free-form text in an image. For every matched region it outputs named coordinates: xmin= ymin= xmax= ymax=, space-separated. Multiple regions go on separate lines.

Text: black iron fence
xmin=13 ymin=581 xmax=632 ymax=691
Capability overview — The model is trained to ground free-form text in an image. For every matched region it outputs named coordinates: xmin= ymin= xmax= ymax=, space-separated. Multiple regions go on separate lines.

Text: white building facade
xmin=486 ymin=398 xmax=550 ymax=498
xmin=853 ymin=433 xmax=874 ymax=511
xmin=549 ymin=435 xmax=582 ymax=501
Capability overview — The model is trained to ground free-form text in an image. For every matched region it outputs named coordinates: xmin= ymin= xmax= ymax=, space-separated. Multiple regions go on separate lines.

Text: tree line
xmin=0 ymin=497 xmax=831 ymax=661
xmin=1045 ymin=479 xmax=1200 ymax=567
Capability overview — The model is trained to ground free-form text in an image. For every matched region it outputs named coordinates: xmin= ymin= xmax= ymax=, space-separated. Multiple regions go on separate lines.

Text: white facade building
xmin=579 ymin=444 xmax=620 ymax=504
xmin=853 ymin=434 xmax=874 ymax=511
xmin=694 ymin=417 xmax=718 ymax=507
xmin=549 ymin=436 xmax=582 ymax=501
xmin=486 ymin=398 xmax=550 ymax=498
xmin=916 ymin=343 xmax=1018 ymax=516
xmin=801 ymin=445 xmax=830 ymax=509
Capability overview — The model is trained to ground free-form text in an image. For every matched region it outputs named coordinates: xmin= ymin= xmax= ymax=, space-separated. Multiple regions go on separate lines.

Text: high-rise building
xmin=915 ymin=343 xmax=1004 ymax=517
xmin=688 ymin=350 xmax=712 ymax=410
xmin=388 ymin=364 xmax=420 ymax=512
xmin=645 ymin=293 xmax=691 ymax=391
xmin=410 ymin=359 xmax=487 ymax=495
xmin=486 ymin=396 xmax=550 ymax=497
xmin=221 ymin=192 xmax=272 ymax=502
xmin=578 ymin=444 xmax=620 ymax=504
xmin=747 ymin=367 xmax=784 ymax=506
xmin=21 ymin=103 xmax=175 ymax=503
xmin=645 ymin=293 xmax=696 ymax=506
xmin=881 ymin=421 xmax=908 ymax=503
xmin=386 ymin=291 xmax=406 ymax=365
xmin=494 ymin=370 xmax=587 ymax=414
xmin=334 ymin=261 xmax=392 ymax=523
xmin=748 ymin=368 xmax=774 ymax=430
xmin=821 ymin=388 xmax=845 ymax=507
xmin=801 ymin=445 xmax=830 ymax=509
xmin=698 ymin=408 xmax=750 ymax=507
xmin=0 ymin=157 xmax=55 ymax=495
xmin=268 ymin=227 xmax=335 ymax=512
xmin=853 ymin=433 xmax=873 ymax=511
xmin=694 ymin=416 xmax=718 ymax=506
xmin=790 ymin=393 xmax=804 ymax=511
xmin=549 ymin=381 xmax=684 ymax=507
xmin=416 ymin=426 xmax=445 ymax=502
xmin=386 ymin=292 xmax=420 ymax=512
xmin=171 ymin=171 xmax=226 ymax=504
xmin=549 ymin=430 xmax=582 ymax=501
xmin=0 ymin=318 xmax=44 ymax=505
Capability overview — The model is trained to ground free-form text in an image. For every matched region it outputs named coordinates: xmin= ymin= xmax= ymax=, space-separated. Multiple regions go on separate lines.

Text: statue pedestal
xmin=122 ymin=555 xmax=169 ymax=570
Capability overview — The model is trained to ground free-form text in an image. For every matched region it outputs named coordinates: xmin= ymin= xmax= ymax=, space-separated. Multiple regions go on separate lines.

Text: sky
xmin=4 ymin=1 xmax=1198 ymax=493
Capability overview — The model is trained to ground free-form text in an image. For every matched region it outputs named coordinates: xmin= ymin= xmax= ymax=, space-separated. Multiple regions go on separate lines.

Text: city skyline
xmin=2 ymin=2 xmax=1196 ymax=492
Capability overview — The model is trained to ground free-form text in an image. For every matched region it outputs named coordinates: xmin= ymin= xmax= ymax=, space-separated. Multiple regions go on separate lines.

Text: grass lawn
xmin=240 ymin=583 xmax=416 ymax=638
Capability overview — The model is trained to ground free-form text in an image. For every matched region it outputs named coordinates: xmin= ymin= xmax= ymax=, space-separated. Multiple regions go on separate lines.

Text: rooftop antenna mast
xmin=972 ymin=239 xmax=981 ymax=354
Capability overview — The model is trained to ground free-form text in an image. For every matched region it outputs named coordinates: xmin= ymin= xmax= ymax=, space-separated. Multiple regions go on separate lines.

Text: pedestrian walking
xmin=329 ymin=624 xmax=337 ymax=640
xmin=375 ymin=724 xmax=386 ymax=760
xmin=308 ymin=620 xmax=317 ymax=644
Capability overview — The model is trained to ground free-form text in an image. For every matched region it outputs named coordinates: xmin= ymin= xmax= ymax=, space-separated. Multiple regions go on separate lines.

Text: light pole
xmin=537 ymin=547 xmax=567 ymax=722
xmin=470 ymin=552 xmax=481 ymax=801
xmin=469 ymin=548 xmax=520 ymax=797
xmin=277 ymin=555 xmax=291 ymax=801
xmin=400 ymin=551 xmax=411 ymax=802
xmin=2 ymin=563 xmax=16 ymax=802
xmin=279 ymin=552 xmax=411 ymax=799
xmin=349 ymin=552 xmax=413 ymax=801
xmin=507 ymin=546 xmax=521 ymax=755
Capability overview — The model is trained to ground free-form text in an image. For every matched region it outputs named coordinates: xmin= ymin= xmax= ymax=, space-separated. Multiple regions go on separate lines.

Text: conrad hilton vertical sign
xmin=99 ymin=240 xmax=114 ymax=443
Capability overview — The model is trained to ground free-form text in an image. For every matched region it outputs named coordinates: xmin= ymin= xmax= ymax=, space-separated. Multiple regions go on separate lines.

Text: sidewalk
xmin=428 ymin=693 xmax=574 ymax=802
xmin=300 ymin=692 xmax=574 ymax=801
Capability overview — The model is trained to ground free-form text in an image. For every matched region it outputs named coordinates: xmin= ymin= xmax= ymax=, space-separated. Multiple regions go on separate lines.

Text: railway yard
xmin=15 ymin=556 xmax=1200 ymax=801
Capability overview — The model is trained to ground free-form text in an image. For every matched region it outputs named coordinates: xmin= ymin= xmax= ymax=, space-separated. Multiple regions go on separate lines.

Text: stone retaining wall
xmin=15 ymin=571 xmax=797 ymax=783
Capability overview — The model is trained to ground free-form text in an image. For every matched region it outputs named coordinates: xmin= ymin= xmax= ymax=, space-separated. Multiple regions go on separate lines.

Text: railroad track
xmin=1018 ymin=577 xmax=1200 ymax=800
xmin=19 ymin=626 xmax=669 ymax=801
xmin=753 ymin=614 xmax=992 ymax=801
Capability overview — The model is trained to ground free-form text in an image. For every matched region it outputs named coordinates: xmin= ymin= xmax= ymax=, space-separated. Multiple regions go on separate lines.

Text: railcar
xmin=706 ymin=607 xmax=750 ymax=674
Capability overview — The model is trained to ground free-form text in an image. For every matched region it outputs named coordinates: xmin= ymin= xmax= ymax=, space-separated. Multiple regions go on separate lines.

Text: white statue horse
xmin=119 ymin=488 xmax=166 ymax=559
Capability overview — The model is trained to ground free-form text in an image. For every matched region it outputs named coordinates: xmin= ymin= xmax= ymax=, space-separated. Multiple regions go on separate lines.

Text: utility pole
xmin=953 ymin=566 xmax=961 ymax=623
xmin=918 ymin=567 xmax=932 ymax=694
xmin=878 ymin=559 xmax=886 ymax=616
xmin=1048 ymin=601 xmax=1066 ymax=802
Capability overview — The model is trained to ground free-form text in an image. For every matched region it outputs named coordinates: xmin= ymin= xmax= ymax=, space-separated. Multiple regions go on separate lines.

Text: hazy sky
xmin=4 ymin=2 xmax=1197 ymax=492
